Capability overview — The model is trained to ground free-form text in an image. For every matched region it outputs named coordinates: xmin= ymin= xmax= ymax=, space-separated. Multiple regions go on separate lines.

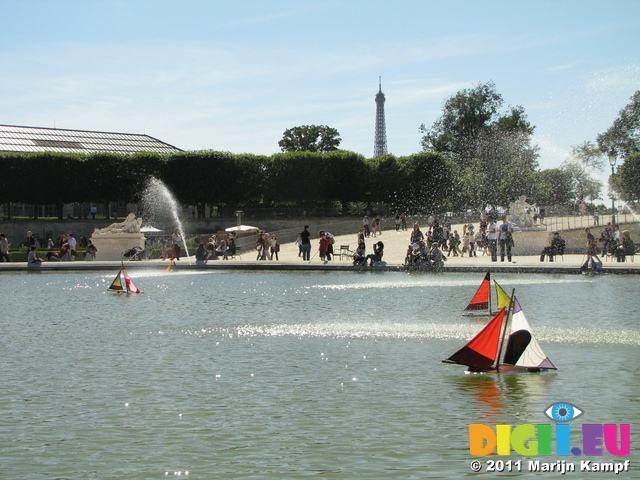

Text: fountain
xmin=140 ymin=177 xmax=191 ymax=261
xmin=90 ymin=212 xmax=147 ymax=261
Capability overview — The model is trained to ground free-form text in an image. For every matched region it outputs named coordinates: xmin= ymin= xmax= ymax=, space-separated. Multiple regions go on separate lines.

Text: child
xmin=161 ymin=240 xmax=169 ymax=260
xmin=319 ymin=232 xmax=328 ymax=263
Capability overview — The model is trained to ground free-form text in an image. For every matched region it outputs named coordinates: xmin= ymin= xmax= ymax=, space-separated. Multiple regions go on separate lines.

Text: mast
xmin=488 ymin=272 xmax=492 ymax=314
xmin=495 ymin=289 xmax=516 ymax=371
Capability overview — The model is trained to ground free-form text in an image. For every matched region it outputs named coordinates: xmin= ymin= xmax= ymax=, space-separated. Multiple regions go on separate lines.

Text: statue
xmin=508 ymin=196 xmax=534 ymax=228
xmin=94 ymin=213 xmax=143 ymax=234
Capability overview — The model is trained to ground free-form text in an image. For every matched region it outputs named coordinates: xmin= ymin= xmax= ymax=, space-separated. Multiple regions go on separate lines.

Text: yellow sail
xmin=494 ymin=281 xmax=512 ymax=309
xmin=108 ymin=271 xmax=125 ymax=291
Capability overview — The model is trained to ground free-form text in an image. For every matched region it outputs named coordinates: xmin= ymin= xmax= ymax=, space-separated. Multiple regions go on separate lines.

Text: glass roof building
xmin=0 ymin=124 xmax=183 ymax=154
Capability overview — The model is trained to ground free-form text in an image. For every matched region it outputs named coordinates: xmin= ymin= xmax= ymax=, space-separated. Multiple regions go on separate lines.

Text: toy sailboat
xmin=446 ymin=290 xmax=556 ymax=373
xmin=108 ymin=264 xmax=142 ymax=294
xmin=462 ymin=272 xmax=512 ymax=316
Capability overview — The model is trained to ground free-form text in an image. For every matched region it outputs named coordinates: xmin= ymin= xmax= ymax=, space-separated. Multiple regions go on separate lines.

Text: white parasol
xmin=225 ymin=225 xmax=259 ymax=232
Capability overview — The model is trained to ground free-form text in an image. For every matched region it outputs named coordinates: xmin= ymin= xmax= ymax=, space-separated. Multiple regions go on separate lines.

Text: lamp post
xmin=234 ymin=210 xmax=243 ymax=231
xmin=608 ymin=151 xmax=617 ymax=225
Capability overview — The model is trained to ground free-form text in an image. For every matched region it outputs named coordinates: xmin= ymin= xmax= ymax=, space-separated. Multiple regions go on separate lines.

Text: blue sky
xmin=2 ymin=0 xmax=638 ymax=175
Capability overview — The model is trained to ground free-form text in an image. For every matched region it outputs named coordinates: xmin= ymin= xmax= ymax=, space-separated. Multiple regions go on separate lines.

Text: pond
xmin=1 ymin=270 xmax=638 ymax=478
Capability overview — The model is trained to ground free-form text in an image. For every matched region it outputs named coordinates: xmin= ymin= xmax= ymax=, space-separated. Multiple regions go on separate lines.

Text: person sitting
xmin=216 ymin=240 xmax=230 ymax=260
xmin=353 ymin=242 xmax=367 ymax=266
xmin=27 ymin=245 xmax=42 ymax=265
xmin=195 ymin=243 xmax=209 ymax=264
xmin=427 ymin=242 xmax=446 ymax=268
xmin=406 ymin=241 xmax=429 ymax=265
xmin=367 ymin=241 xmax=384 ymax=266
xmin=615 ymin=230 xmax=636 ymax=262
xmin=45 ymin=242 xmax=70 ymax=261
xmin=85 ymin=243 xmax=98 ymax=261
xmin=540 ymin=232 xmax=566 ymax=262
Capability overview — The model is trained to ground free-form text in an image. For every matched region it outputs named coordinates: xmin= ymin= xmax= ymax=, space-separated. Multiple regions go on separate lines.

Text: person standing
xmin=269 ymin=234 xmax=279 ymax=260
xmin=256 ymin=232 xmax=267 ymax=260
xmin=486 ymin=216 xmax=498 ymax=262
xmin=324 ymin=231 xmax=335 ymax=261
xmin=299 ymin=225 xmax=311 ymax=261
xmin=318 ymin=232 xmax=329 ymax=263
xmin=467 ymin=224 xmax=477 ymax=257
xmin=171 ymin=228 xmax=184 ymax=260
xmin=66 ymin=233 xmax=77 ymax=261
xmin=362 ymin=216 xmax=370 ymax=237
xmin=26 ymin=231 xmax=37 ymax=250
xmin=499 ymin=215 xmax=514 ymax=262
xmin=583 ymin=227 xmax=602 ymax=272
xmin=0 ymin=233 xmax=10 ymax=262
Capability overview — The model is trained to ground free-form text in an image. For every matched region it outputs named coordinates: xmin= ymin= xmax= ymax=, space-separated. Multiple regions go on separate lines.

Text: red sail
xmin=464 ymin=272 xmax=490 ymax=311
xmin=443 ymin=309 xmax=506 ymax=368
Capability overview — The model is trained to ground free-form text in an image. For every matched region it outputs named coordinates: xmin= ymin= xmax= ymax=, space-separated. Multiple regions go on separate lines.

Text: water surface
xmin=1 ymin=270 xmax=638 ymax=478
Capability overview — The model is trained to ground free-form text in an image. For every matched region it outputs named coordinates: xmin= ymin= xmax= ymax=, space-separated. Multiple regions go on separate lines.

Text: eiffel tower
xmin=373 ymin=77 xmax=388 ymax=158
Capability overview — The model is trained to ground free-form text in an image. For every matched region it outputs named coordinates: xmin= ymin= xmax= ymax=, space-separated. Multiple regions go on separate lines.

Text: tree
xmin=278 ymin=125 xmax=341 ymax=153
xmin=560 ymin=160 xmax=602 ymax=203
xmin=420 ymin=81 xmax=536 ymax=162
xmin=597 ymin=91 xmax=640 ymax=158
xmin=616 ymin=152 xmax=640 ymax=202
xmin=570 ymin=141 xmax=605 ymax=172
xmin=419 ymin=81 xmax=539 ymax=208
xmin=531 ymin=169 xmax=575 ymax=207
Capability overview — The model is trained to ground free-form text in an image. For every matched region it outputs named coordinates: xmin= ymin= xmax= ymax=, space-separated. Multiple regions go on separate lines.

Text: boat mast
xmin=495 ymin=288 xmax=516 ymax=372
xmin=489 ymin=272 xmax=492 ymax=315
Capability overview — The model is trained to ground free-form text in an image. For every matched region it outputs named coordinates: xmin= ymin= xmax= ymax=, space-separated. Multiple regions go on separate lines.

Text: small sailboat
xmin=108 ymin=264 xmax=142 ymax=294
xmin=463 ymin=272 xmax=492 ymax=316
xmin=462 ymin=272 xmax=512 ymax=316
xmin=446 ymin=291 xmax=556 ymax=373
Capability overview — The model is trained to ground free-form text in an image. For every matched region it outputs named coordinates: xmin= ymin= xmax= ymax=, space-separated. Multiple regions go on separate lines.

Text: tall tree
xmin=597 ymin=91 xmax=640 ymax=158
xmin=278 ymin=125 xmax=341 ymax=153
xmin=616 ymin=152 xmax=640 ymax=202
xmin=560 ymin=160 xmax=602 ymax=203
xmin=419 ymin=81 xmax=539 ymax=208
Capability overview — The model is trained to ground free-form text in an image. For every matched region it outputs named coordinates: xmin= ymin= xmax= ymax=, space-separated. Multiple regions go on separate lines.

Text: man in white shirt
xmin=66 ymin=233 xmax=77 ymax=261
xmin=486 ymin=216 xmax=498 ymax=262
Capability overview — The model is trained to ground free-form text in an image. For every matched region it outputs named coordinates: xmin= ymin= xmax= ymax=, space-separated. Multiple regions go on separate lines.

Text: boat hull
xmin=467 ymin=364 xmax=553 ymax=374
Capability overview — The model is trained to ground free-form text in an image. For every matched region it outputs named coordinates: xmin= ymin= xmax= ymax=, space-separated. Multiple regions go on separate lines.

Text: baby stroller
xmin=123 ymin=246 xmax=146 ymax=261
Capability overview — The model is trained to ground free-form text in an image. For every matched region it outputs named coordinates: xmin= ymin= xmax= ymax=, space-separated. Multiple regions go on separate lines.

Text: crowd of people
xmin=1 ymin=213 xmax=638 ymax=269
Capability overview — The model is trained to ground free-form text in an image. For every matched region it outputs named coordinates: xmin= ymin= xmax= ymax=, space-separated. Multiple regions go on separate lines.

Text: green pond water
xmin=1 ymin=270 xmax=638 ymax=479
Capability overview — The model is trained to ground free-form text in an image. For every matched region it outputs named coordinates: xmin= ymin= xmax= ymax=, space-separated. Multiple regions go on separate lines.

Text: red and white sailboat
xmin=108 ymin=264 xmax=142 ymax=294
xmin=445 ymin=291 xmax=556 ymax=373
xmin=462 ymin=272 xmax=512 ymax=316
xmin=463 ymin=272 xmax=492 ymax=316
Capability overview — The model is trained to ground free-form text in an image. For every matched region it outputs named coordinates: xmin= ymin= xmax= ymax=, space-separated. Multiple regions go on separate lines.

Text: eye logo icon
xmin=544 ymin=402 xmax=584 ymax=422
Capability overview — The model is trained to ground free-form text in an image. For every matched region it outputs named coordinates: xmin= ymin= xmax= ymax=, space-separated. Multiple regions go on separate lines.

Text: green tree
xmin=531 ymin=169 xmax=575 ymax=207
xmin=278 ymin=125 xmax=341 ymax=153
xmin=616 ymin=152 xmax=640 ymax=202
xmin=397 ymin=152 xmax=455 ymax=212
xmin=420 ymin=81 xmax=535 ymax=162
xmin=560 ymin=160 xmax=602 ymax=203
xmin=570 ymin=141 xmax=605 ymax=172
xmin=597 ymin=91 xmax=640 ymax=158
xmin=419 ymin=81 xmax=539 ymax=209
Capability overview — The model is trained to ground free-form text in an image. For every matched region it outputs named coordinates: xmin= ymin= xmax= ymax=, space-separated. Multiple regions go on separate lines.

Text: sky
xmin=2 ymin=0 xmax=639 ymax=179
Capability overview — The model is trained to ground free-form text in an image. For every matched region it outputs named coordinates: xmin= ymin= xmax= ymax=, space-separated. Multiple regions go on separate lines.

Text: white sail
xmin=505 ymin=298 xmax=556 ymax=370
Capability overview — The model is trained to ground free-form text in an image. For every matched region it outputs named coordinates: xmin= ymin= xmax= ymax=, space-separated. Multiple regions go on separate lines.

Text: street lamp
xmin=608 ymin=150 xmax=617 ymax=225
